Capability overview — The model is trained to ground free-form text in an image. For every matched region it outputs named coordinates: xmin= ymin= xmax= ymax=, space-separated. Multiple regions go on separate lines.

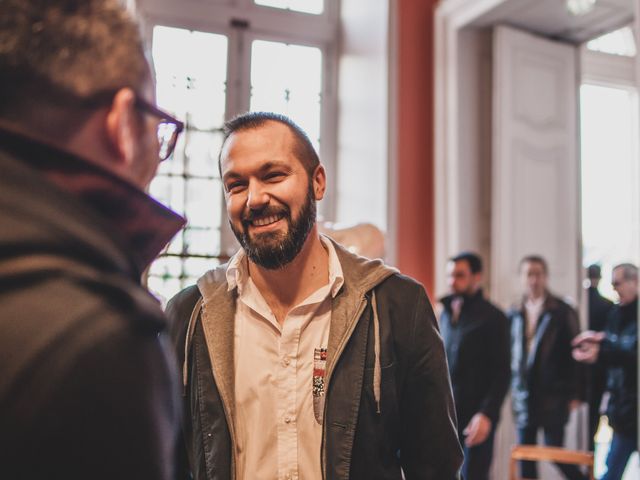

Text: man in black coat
xmin=0 ymin=1 xmax=185 ymax=478
xmin=509 ymin=255 xmax=587 ymax=480
xmin=439 ymin=252 xmax=510 ymax=480
xmin=585 ymin=264 xmax=613 ymax=450
xmin=573 ymin=263 xmax=638 ymax=480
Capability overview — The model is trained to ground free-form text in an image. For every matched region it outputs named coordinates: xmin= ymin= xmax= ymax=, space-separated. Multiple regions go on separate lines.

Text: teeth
xmin=252 ymin=215 xmax=281 ymax=227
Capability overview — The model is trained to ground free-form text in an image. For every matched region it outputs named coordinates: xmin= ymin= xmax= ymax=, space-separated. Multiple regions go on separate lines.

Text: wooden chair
xmin=509 ymin=445 xmax=595 ymax=480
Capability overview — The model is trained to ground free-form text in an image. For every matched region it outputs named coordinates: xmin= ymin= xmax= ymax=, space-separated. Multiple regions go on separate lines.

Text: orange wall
xmin=396 ymin=0 xmax=437 ymax=296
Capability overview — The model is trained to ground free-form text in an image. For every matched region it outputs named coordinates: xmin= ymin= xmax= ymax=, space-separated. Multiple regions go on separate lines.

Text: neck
xmin=248 ymin=227 xmax=329 ymax=324
xmin=527 ymin=291 xmax=545 ymax=302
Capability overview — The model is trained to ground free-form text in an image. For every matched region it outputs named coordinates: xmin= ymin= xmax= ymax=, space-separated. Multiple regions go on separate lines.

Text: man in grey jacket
xmin=166 ymin=112 xmax=462 ymax=479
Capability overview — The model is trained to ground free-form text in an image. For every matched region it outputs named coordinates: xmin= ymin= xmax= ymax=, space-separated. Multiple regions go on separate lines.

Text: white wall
xmin=335 ymin=0 xmax=389 ymax=232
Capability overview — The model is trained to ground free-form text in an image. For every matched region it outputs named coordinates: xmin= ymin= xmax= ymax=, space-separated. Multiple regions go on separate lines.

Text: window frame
xmin=136 ymin=0 xmax=339 ymax=294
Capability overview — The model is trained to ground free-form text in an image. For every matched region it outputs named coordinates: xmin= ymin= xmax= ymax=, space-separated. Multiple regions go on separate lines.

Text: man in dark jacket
xmin=439 ymin=252 xmax=510 ymax=480
xmin=166 ymin=112 xmax=462 ymax=480
xmin=585 ymin=264 xmax=613 ymax=450
xmin=573 ymin=263 xmax=638 ymax=480
xmin=509 ymin=255 xmax=586 ymax=480
xmin=0 ymin=1 xmax=185 ymax=478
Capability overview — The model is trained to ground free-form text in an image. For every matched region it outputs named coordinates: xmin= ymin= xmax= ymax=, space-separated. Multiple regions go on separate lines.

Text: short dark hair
xmin=450 ymin=252 xmax=483 ymax=274
xmin=219 ymin=111 xmax=320 ymax=177
xmin=613 ymin=263 xmax=638 ymax=281
xmin=0 ymin=0 xmax=148 ymax=134
xmin=520 ymin=255 xmax=548 ymax=274
xmin=587 ymin=264 xmax=602 ymax=280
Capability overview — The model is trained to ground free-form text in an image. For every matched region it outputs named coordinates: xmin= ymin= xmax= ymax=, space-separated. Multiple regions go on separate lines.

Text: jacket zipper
xmin=320 ymin=295 xmax=368 ymax=480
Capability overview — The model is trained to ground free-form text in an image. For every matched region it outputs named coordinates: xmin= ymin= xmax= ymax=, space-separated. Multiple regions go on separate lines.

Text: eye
xmin=225 ymin=181 xmax=246 ymax=193
xmin=264 ymin=171 xmax=286 ymax=182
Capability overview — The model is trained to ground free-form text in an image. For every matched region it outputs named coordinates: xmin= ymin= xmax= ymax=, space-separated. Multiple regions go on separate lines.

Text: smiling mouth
xmin=249 ymin=214 xmax=285 ymax=227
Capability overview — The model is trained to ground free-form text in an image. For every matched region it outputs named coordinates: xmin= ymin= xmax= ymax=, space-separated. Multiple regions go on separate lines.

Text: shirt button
xmin=284 ymin=416 xmax=292 ymax=424
xmin=283 ymin=356 xmax=291 ymax=366
xmin=285 ymin=474 xmax=292 ymax=480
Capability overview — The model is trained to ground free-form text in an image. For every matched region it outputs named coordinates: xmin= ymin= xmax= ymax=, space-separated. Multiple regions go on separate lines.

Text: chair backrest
xmin=509 ymin=445 xmax=595 ymax=480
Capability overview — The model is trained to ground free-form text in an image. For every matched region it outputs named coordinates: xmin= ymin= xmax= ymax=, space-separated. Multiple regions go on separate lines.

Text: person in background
xmin=0 ymin=1 xmax=185 ymax=478
xmin=573 ymin=263 xmax=638 ymax=480
xmin=509 ymin=255 xmax=587 ymax=480
xmin=439 ymin=252 xmax=510 ymax=480
xmin=585 ymin=264 xmax=614 ymax=450
xmin=166 ymin=111 xmax=463 ymax=479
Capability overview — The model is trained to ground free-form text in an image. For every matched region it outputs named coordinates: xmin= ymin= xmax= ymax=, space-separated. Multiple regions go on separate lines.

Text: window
xmin=140 ymin=0 xmax=338 ymax=303
xmin=580 ymin=84 xmax=639 ymax=301
xmin=580 ymin=24 xmax=639 ymax=304
xmin=586 ymin=26 xmax=637 ymax=57
xmin=255 ymin=0 xmax=324 ymax=15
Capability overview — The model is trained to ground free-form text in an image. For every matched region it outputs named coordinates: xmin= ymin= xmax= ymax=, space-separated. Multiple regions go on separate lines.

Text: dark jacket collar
xmin=0 ymin=124 xmax=185 ymax=275
xmin=440 ymin=288 xmax=484 ymax=310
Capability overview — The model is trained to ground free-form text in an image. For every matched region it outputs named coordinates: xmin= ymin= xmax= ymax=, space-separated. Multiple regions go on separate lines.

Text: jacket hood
xmin=197 ymin=235 xmax=397 ymax=300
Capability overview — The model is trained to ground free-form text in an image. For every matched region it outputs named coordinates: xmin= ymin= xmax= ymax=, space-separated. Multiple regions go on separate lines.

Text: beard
xmin=230 ymin=182 xmax=316 ymax=270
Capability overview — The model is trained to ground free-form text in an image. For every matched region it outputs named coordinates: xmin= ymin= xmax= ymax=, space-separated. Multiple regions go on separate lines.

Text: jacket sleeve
xmin=399 ymin=286 xmax=463 ymax=480
xmin=599 ymin=329 xmax=638 ymax=366
xmin=564 ymin=305 xmax=585 ymax=401
xmin=479 ymin=309 xmax=511 ymax=423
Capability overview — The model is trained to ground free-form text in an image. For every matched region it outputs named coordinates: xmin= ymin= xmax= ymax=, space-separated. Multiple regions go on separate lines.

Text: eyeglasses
xmin=79 ymin=89 xmax=184 ymax=162
xmin=134 ymin=97 xmax=184 ymax=161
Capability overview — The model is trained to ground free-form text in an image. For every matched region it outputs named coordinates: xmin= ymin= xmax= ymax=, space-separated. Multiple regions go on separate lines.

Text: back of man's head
xmin=0 ymin=0 xmax=148 ymax=140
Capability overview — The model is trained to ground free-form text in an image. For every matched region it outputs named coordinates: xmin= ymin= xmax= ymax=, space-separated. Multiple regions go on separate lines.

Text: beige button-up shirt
xmin=525 ymin=296 xmax=545 ymax=351
xmin=227 ymin=237 xmax=344 ymax=480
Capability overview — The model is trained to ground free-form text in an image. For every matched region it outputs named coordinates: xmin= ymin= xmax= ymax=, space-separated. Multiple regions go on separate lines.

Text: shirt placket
xmin=277 ymin=312 xmax=302 ymax=480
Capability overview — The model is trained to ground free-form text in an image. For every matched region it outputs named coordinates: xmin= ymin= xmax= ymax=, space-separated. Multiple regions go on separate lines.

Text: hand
xmin=572 ymin=341 xmax=600 ymax=364
xmin=571 ymin=330 xmax=605 ymax=348
xmin=463 ymin=413 xmax=492 ymax=447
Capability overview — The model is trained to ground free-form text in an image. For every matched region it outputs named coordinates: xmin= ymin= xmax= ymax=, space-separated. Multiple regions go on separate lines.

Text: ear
xmin=105 ymin=87 xmax=138 ymax=167
xmin=312 ymin=164 xmax=326 ymax=200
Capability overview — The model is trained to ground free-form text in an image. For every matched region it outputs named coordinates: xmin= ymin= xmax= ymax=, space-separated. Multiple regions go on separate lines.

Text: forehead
xmin=448 ymin=260 xmax=471 ymax=274
xmin=612 ymin=268 xmax=627 ymax=281
xmin=220 ymin=121 xmax=301 ymax=174
xmin=522 ymin=261 xmax=545 ymax=274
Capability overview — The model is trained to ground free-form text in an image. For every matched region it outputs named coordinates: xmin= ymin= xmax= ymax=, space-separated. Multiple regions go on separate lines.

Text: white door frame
xmin=434 ymin=0 xmax=508 ymax=297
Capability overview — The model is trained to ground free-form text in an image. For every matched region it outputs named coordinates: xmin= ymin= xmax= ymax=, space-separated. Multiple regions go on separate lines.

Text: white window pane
xmin=184 ymin=130 xmax=224 ymax=178
xmin=184 ymin=257 xmax=219 ymax=279
xmin=184 ymin=178 xmax=223 ymax=229
xmin=255 ymin=0 xmax=323 ymax=15
xmin=586 ymin=26 xmax=637 ymax=57
xmin=250 ymin=40 xmax=322 ymax=152
xmin=580 ymin=84 xmax=640 ymax=300
xmin=148 ymin=24 xmax=227 ymax=302
xmin=184 ymin=228 xmax=221 ymax=256
xmin=148 ymin=275 xmax=182 ymax=306
xmin=149 ymin=175 xmax=185 ymax=215
xmin=152 ymin=26 xmax=228 ymax=130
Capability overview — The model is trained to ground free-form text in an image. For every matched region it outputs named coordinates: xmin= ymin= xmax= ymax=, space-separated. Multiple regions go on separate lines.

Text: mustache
xmin=241 ymin=205 xmax=290 ymax=225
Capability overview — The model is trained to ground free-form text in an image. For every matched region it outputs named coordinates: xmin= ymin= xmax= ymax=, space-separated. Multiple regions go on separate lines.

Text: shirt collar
xmin=525 ymin=295 xmax=546 ymax=310
xmin=226 ymin=235 xmax=344 ymax=298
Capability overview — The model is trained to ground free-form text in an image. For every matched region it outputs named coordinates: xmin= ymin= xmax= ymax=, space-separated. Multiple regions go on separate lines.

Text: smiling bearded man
xmin=232 ymin=178 xmax=316 ymax=270
xmin=166 ymin=111 xmax=463 ymax=480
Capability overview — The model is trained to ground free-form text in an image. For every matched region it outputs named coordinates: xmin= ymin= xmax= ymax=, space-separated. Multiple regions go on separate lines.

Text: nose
xmin=246 ymin=180 xmax=269 ymax=211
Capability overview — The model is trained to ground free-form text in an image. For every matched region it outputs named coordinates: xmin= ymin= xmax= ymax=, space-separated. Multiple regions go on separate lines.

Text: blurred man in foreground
xmin=0 ymin=1 xmax=185 ymax=478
